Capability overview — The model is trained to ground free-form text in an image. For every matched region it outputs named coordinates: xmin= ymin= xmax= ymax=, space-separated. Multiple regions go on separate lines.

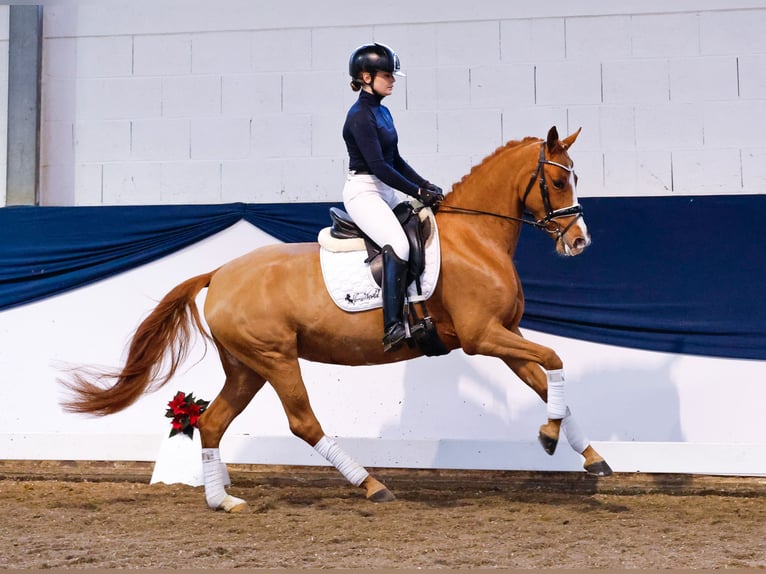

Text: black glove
xmin=424 ymin=181 xmax=443 ymax=196
xmin=417 ymin=184 xmax=444 ymax=208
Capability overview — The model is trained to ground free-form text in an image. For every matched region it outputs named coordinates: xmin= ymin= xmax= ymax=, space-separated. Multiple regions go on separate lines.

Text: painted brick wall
xmin=33 ymin=0 xmax=766 ymax=205
xmin=0 ymin=8 xmax=8 ymax=206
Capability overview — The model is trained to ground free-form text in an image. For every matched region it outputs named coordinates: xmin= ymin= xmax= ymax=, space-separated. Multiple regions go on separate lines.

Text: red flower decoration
xmin=164 ymin=391 xmax=210 ymax=439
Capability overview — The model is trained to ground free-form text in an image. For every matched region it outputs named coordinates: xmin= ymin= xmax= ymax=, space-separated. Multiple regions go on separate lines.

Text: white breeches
xmin=343 ymin=173 xmax=410 ymax=260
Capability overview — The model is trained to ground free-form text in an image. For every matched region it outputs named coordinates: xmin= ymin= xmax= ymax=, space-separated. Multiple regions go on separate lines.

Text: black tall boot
xmin=381 ymin=245 xmax=409 ymax=352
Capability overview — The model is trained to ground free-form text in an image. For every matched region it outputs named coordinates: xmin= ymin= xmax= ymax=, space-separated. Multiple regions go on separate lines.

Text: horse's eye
xmin=552 ymin=179 xmax=566 ymax=189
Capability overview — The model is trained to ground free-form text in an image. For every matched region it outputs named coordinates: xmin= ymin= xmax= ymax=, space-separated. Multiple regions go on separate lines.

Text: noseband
xmin=438 ymin=142 xmax=584 ymax=244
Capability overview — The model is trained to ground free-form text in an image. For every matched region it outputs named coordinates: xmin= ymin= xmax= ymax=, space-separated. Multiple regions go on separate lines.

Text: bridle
xmin=437 ymin=142 xmax=584 ymax=244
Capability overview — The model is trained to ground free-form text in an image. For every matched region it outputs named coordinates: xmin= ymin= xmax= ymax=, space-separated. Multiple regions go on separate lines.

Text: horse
xmin=61 ymin=126 xmax=612 ymax=513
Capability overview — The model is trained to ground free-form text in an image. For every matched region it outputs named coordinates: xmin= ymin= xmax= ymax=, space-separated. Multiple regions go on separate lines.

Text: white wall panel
xmin=536 ymin=61 xmax=602 ymax=106
xmin=669 ymin=57 xmax=739 ymax=102
xmin=602 ymin=60 xmax=669 ymax=104
xmin=133 ymin=35 xmax=192 ymax=76
xmin=437 ymin=109 xmax=502 ymax=155
xmin=76 ymin=78 xmax=162 ymax=120
xmin=501 ymin=106 xmax=568 ymax=145
xmin=73 ymin=36 xmax=133 ymax=78
xmin=501 ymin=19 xmax=566 ymax=63
xmin=161 ymin=75 xmax=221 ymax=118
xmin=161 ymin=161 xmax=221 ymax=203
xmin=700 ymin=9 xmax=766 ymax=54
xmin=131 ymin=118 xmax=190 ymax=161
xmin=565 ymin=16 xmax=632 ymax=60
xmin=222 ymin=158 xmax=282 ymax=202
xmin=190 ymin=117 xmax=250 ymax=160
xmin=470 ymin=64 xmax=535 ymax=108
xmin=604 ymin=150 xmax=672 ymax=196
xmin=671 ymin=149 xmax=743 ymax=194
xmin=221 ymin=74 xmax=282 ymax=115
xmin=250 ymin=113 xmax=311 ymax=158
xmin=634 ymin=104 xmax=704 ymax=149
xmin=191 ymin=32 xmax=251 ymax=75
xmin=741 ymin=148 xmax=766 ymax=190
xmin=434 ymin=21 xmax=500 ymax=67
xmin=405 ymin=67 xmax=471 ymax=111
xmin=738 ymin=54 xmax=766 ymax=99
xmin=703 ymin=101 xmax=766 ymax=147
xmin=31 ymin=1 xmax=766 ymax=203
xmin=251 ymin=29 xmax=312 ymax=72
xmin=102 ymin=161 xmax=162 ymax=204
xmin=631 ymin=13 xmax=701 ymax=58
xmin=73 ymin=120 xmax=131 ymax=162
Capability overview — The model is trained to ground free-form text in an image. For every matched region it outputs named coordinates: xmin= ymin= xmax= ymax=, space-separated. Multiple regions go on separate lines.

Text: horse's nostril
xmin=573 ymin=237 xmax=587 ymax=251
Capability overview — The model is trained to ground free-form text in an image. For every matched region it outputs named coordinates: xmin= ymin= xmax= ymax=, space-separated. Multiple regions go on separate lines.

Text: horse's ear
xmin=561 ymin=127 xmax=583 ymax=150
xmin=546 ymin=126 xmax=559 ymax=152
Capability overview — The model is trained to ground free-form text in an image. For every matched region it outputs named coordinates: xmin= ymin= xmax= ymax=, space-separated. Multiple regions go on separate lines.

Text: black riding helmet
xmin=348 ymin=43 xmax=405 ymax=91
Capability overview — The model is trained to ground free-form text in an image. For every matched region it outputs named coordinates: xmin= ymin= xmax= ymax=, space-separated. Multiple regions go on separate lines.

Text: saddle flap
xmin=329 ymin=207 xmax=365 ymax=240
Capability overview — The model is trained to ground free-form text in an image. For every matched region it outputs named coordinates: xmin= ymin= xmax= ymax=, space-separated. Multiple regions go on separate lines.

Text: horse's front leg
xmin=501 ymin=357 xmax=564 ymax=454
xmin=505 ymin=357 xmax=612 ymax=476
xmin=461 ymin=321 xmax=568 ymax=449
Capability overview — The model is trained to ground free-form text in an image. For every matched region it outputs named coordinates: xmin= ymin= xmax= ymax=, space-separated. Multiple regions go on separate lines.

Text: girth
xmin=329 ymin=202 xmax=430 ymax=292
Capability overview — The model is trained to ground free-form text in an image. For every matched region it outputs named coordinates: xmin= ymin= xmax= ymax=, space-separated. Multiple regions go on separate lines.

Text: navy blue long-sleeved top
xmin=343 ymin=90 xmax=426 ymax=197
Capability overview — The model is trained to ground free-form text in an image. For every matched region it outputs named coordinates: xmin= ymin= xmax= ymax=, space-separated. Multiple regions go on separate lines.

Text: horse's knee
xmin=540 ymin=348 xmax=563 ymax=371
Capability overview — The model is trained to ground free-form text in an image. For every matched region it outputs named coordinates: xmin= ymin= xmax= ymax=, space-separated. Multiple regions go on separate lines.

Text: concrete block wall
xmin=0 ymin=8 xmax=8 ymax=206
xmin=31 ymin=0 xmax=766 ymax=205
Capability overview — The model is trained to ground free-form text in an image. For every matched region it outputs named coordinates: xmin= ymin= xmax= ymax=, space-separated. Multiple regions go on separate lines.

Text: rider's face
xmin=362 ymin=71 xmax=396 ymax=96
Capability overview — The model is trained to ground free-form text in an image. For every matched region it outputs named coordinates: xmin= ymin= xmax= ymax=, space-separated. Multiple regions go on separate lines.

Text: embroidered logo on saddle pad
xmin=318 ymin=207 xmax=441 ymax=313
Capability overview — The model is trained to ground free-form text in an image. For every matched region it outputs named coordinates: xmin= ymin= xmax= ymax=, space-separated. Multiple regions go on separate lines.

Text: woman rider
xmin=342 ymin=42 xmax=444 ymax=352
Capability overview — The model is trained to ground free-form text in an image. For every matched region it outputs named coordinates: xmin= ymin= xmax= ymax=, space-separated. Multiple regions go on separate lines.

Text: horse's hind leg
xmin=505 ymin=357 xmax=613 ymax=476
xmin=198 ymin=345 xmax=267 ymax=512
xmin=267 ymin=359 xmax=395 ymax=502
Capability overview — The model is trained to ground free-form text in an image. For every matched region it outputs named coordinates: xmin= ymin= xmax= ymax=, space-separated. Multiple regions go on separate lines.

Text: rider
xmin=342 ymin=42 xmax=444 ymax=352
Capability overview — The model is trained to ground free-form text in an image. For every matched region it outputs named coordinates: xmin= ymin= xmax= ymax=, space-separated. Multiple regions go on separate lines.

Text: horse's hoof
xmin=368 ymin=487 xmax=396 ymax=503
xmin=584 ymin=460 xmax=613 ymax=477
xmin=538 ymin=431 xmax=558 ymax=456
xmin=219 ymin=494 xmax=247 ymax=513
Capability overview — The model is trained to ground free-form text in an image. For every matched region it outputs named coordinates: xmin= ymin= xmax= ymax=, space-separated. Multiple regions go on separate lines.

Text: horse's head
xmin=522 ymin=126 xmax=590 ymax=256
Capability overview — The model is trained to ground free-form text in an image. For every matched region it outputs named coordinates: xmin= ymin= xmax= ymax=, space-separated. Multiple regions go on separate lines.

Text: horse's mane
xmin=450 ymin=136 xmax=541 ymax=193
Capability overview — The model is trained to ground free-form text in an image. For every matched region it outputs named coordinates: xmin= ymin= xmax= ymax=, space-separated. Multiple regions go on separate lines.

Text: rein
xmin=437 ymin=142 xmax=584 ymax=241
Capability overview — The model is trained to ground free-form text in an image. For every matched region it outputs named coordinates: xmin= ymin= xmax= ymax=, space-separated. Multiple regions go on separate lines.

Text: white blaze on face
xmin=569 ymin=167 xmax=590 ymax=249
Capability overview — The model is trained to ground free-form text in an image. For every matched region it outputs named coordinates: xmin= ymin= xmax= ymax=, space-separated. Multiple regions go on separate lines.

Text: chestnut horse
xmin=61 ymin=126 xmax=612 ymax=513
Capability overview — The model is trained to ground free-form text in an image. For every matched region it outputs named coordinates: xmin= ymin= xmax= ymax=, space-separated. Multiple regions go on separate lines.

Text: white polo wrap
xmin=314 ymin=436 xmax=369 ymax=487
xmin=201 ymin=447 xmax=227 ymax=508
xmin=562 ymin=408 xmax=589 ymax=454
xmin=546 ymin=368 xmax=568 ymax=419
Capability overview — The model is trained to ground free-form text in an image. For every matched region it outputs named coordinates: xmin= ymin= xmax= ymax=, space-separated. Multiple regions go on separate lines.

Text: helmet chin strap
xmin=363 ymin=71 xmax=383 ymax=98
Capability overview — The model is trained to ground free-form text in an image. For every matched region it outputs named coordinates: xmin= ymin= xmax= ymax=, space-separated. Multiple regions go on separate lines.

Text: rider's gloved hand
xmin=417 ymin=184 xmax=444 ymax=211
xmin=424 ymin=181 xmax=443 ymax=196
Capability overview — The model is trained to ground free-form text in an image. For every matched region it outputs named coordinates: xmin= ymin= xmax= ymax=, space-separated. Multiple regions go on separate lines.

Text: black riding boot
xmin=381 ymin=245 xmax=409 ymax=352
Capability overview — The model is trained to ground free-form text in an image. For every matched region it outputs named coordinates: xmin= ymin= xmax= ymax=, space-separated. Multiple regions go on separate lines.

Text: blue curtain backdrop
xmin=0 ymin=196 xmax=763 ymax=360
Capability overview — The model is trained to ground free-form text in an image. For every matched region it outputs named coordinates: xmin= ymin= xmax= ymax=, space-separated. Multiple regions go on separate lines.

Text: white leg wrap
xmin=202 ymin=448 xmax=227 ymax=508
xmin=546 ymin=369 xmax=568 ymax=419
xmin=220 ymin=461 xmax=231 ymax=487
xmin=314 ymin=436 xmax=369 ymax=487
xmin=562 ymin=408 xmax=589 ymax=454
xmin=202 ymin=448 xmax=245 ymax=511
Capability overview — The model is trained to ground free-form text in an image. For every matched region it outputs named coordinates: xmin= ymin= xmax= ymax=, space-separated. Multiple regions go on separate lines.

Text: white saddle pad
xmin=318 ymin=209 xmax=441 ymax=312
